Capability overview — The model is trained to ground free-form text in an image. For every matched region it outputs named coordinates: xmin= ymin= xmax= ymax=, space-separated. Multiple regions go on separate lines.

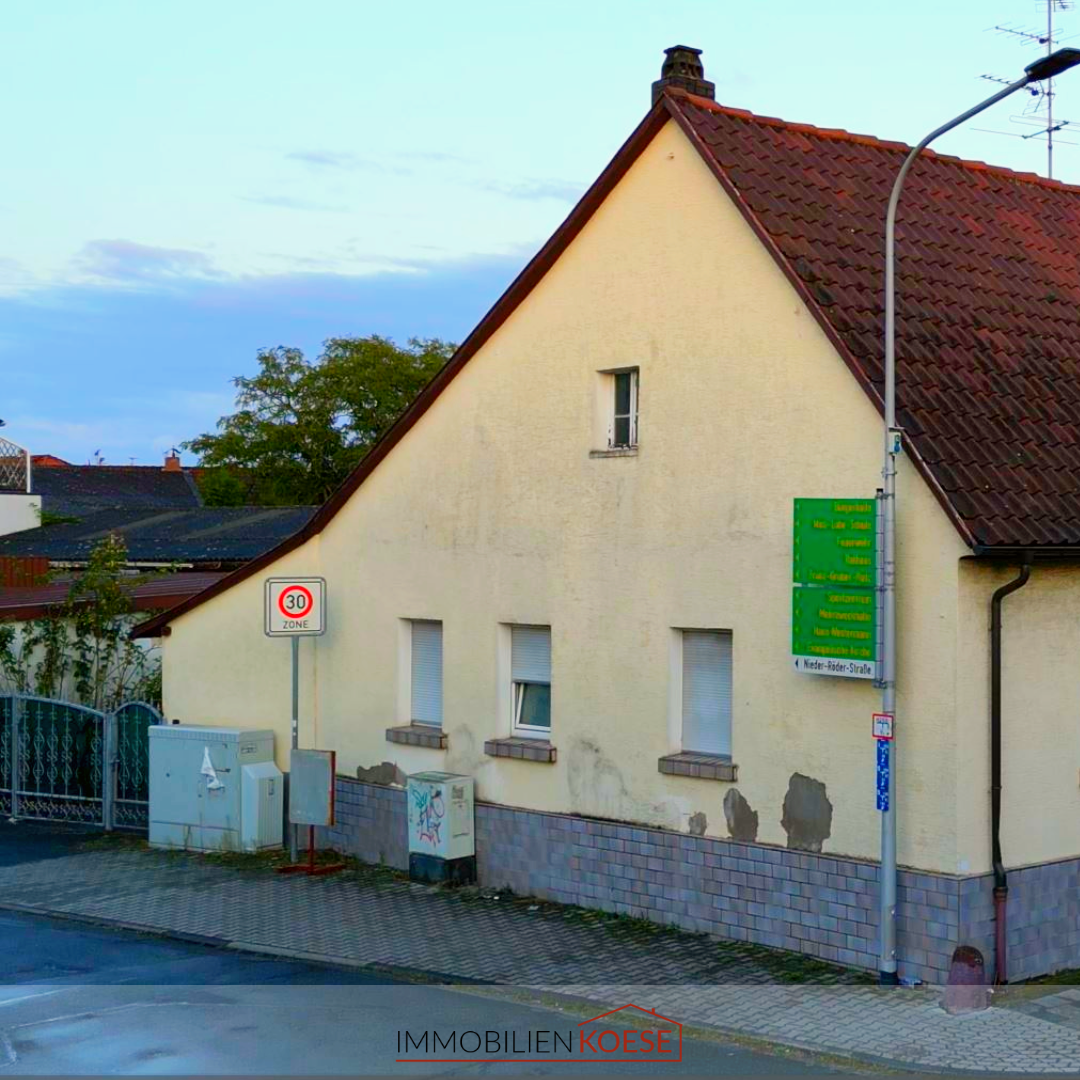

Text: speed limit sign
xmin=265 ymin=577 xmax=326 ymax=636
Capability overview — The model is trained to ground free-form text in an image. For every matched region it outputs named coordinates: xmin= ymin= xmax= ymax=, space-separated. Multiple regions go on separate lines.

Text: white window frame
xmin=608 ymin=368 xmax=639 ymax=449
xmin=509 ymin=624 xmax=551 ymax=738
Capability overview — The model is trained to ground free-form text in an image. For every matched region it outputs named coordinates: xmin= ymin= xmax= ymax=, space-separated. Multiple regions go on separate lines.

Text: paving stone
xmin=5 ymin=842 xmax=1080 ymax=1073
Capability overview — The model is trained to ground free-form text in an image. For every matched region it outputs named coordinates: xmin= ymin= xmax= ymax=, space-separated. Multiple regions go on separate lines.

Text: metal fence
xmin=0 ymin=694 xmax=163 ymax=830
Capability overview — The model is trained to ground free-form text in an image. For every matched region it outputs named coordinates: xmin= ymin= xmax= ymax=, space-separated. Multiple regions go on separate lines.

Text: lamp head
xmin=1025 ymin=48 xmax=1080 ymax=82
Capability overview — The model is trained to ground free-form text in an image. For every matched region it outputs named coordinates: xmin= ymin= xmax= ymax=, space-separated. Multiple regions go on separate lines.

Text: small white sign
xmin=794 ymin=655 xmax=876 ymax=680
xmin=872 ymin=712 xmax=894 ymax=740
xmin=265 ymin=577 xmax=326 ymax=637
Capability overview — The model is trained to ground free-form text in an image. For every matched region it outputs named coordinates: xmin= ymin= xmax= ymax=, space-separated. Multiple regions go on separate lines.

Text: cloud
xmin=0 ymin=249 xmax=531 ymax=463
xmin=77 ymin=239 xmax=220 ymax=283
xmin=239 ymin=194 xmax=349 ymax=213
xmin=285 ymin=149 xmax=408 ymax=175
xmin=285 ymin=149 xmax=358 ymax=169
xmin=401 ymin=150 xmax=475 ymax=165
xmin=477 ymin=177 xmax=585 ymax=202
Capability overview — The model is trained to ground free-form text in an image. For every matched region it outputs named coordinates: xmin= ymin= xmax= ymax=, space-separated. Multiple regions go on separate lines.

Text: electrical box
xmin=149 ymin=725 xmax=282 ymax=853
xmin=407 ymin=772 xmax=475 ymax=885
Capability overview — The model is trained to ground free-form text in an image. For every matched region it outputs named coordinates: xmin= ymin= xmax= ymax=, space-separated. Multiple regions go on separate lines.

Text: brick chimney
xmin=652 ymin=45 xmax=715 ymax=106
xmin=163 ymin=450 xmax=182 ymax=472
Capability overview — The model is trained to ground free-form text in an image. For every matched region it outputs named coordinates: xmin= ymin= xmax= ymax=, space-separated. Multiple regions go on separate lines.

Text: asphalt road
xmin=0 ymin=825 xmax=852 ymax=1075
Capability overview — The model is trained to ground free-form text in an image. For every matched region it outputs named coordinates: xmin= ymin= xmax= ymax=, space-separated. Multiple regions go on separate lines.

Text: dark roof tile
xmin=32 ymin=465 xmax=201 ymax=515
xmin=0 ymin=506 xmax=316 ymax=565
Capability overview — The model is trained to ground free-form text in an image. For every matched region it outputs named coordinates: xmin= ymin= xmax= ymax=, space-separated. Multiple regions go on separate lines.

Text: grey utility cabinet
xmin=149 ymin=725 xmax=283 ymax=853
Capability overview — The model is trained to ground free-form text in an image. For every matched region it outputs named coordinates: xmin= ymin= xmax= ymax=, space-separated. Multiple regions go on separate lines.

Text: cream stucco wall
xmin=163 ymin=119 xmax=973 ymax=872
xmin=956 ymin=561 xmax=1080 ymax=874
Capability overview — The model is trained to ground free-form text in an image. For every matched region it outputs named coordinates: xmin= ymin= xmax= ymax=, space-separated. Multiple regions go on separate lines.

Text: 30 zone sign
xmin=265 ymin=577 xmax=326 ymax=637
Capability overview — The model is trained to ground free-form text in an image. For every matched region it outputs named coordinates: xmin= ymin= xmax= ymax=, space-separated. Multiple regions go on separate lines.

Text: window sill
xmin=658 ymin=752 xmax=737 ymax=782
xmin=386 ymin=723 xmax=447 ymax=750
xmin=484 ymin=737 xmax=557 ymax=763
xmin=589 ymin=447 xmax=638 ymax=459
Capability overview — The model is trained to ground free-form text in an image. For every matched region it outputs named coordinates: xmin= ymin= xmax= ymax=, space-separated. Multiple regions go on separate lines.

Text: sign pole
xmin=264 ymin=577 xmax=326 ymax=863
xmin=290 ymin=634 xmax=300 ymax=863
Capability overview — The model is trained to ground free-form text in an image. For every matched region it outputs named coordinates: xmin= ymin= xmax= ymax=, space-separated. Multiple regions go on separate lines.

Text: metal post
xmin=9 ymin=696 xmax=20 ymax=821
xmin=102 ymin=712 xmax=117 ymax=832
xmin=290 ymin=635 xmax=299 ymax=863
xmin=880 ymin=74 xmax=1030 ymax=985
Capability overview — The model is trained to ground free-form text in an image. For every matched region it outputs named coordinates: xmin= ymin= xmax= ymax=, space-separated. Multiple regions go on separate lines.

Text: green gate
xmin=0 ymin=695 xmax=163 ymax=830
xmin=111 ymin=701 xmax=162 ymax=830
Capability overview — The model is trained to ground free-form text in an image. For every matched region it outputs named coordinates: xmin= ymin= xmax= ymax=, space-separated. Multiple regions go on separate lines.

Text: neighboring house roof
xmin=0 ymin=506 xmax=316 ymax=565
xmin=134 ymin=88 xmax=1080 ymax=636
xmin=0 ymin=571 xmax=227 ymax=622
xmin=31 ymin=455 xmax=71 ymax=467
xmin=32 ymin=465 xmax=202 ymax=516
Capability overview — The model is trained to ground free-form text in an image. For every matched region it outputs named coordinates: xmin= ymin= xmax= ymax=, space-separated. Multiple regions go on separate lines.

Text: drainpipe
xmin=990 ymin=559 xmax=1030 ymax=985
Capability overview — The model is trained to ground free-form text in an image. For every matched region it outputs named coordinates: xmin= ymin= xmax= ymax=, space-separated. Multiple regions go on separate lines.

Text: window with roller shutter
xmin=410 ymin=620 xmax=443 ymax=727
xmin=681 ymin=629 xmax=732 ymax=756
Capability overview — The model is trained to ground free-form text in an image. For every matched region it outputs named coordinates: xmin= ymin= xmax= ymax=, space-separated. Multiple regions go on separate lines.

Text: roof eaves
xmin=132 ymin=98 xmax=677 ymax=638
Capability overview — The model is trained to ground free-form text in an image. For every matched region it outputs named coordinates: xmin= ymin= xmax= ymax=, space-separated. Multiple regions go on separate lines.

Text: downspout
xmin=989 ymin=559 xmax=1031 ymax=985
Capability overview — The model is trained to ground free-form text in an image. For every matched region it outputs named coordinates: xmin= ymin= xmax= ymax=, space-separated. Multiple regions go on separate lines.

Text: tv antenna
xmin=978 ymin=1 xmax=1077 ymax=177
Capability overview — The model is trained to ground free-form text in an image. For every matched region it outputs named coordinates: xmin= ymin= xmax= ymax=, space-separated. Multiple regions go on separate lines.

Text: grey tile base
xmin=324 ymin=776 xmax=1080 ymax=985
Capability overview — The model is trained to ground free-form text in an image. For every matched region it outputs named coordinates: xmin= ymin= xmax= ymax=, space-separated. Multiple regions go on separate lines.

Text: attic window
xmin=597 ymin=367 xmax=640 ymax=451
xmin=611 ymin=370 xmax=638 ymax=448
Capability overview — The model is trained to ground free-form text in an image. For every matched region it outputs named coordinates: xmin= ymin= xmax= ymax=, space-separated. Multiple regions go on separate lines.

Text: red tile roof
xmin=0 ymin=571 xmax=227 ymax=623
xmin=668 ymin=91 xmax=1080 ymax=548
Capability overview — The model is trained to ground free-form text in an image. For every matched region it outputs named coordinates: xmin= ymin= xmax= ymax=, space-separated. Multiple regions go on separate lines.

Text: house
xmin=0 ymin=571 xmax=227 ymax=703
xmin=0 ymin=445 xmax=203 ymax=548
xmin=0 ymin=571 xmax=227 ymax=623
xmin=135 ymin=47 xmax=1080 ymax=984
xmin=29 ymin=452 xmax=202 ymax=518
xmin=0 ymin=436 xmax=39 ymax=539
xmin=0 ymin=448 xmax=316 ymax=577
xmin=0 ymin=505 xmax=318 ymax=573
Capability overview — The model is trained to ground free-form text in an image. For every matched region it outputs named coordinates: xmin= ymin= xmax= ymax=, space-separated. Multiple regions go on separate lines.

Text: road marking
xmin=0 ymin=990 xmax=64 ymax=1009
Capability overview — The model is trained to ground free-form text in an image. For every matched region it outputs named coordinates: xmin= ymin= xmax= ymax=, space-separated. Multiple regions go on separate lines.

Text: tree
xmin=185 ymin=335 xmax=456 ymax=506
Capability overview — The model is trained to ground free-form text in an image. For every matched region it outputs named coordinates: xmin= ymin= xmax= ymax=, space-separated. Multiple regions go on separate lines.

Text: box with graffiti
xmin=406 ymin=772 xmax=476 ymax=885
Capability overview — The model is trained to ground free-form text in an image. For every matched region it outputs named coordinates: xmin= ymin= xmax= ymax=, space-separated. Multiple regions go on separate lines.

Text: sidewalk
xmin=3 ymin=829 xmax=1080 ymax=1074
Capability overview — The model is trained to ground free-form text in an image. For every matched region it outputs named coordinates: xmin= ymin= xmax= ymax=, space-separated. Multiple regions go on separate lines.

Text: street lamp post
xmin=879 ymin=46 xmax=1080 ymax=986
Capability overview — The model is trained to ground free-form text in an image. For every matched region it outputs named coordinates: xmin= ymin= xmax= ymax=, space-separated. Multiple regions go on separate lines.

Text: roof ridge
xmin=668 ymin=89 xmax=1080 ymax=195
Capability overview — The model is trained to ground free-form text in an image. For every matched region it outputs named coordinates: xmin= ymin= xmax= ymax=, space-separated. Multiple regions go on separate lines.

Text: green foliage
xmin=36 ymin=509 xmax=82 ymax=527
xmin=196 ymin=467 xmax=247 ymax=507
xmin=184 ymin=335 xmax=456 ymax=506
xmin=0 ymin=535 xmax=162 ymax=710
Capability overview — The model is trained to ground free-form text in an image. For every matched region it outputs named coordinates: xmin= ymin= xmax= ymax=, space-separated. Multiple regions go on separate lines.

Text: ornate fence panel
xmin=13 ymin=696 xmax=106 ymax=824
xmin=0 ymin=695 xmax=162 ymax=830
xmin=111 ymin=701 xmax=164 ymax=830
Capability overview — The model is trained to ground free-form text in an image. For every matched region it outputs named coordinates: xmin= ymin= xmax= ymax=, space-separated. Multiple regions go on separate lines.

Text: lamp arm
xmin=883 ymin=74 xmax=1031 ymax=431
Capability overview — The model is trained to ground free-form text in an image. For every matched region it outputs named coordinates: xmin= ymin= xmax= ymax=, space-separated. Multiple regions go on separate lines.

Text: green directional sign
xmin=793 ymin=498 xmax=878 ymax=680
xmin=793 ymin=498 xmax=876 ymax=588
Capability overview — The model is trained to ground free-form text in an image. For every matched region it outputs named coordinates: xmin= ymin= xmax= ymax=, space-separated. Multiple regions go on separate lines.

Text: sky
xmin=3 ymin=0 xmax=1078 ymax=465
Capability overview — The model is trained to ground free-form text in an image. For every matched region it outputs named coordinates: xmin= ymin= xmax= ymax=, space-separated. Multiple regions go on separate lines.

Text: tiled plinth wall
xmin=322 ymin=776 xmax=1080 ymax=984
